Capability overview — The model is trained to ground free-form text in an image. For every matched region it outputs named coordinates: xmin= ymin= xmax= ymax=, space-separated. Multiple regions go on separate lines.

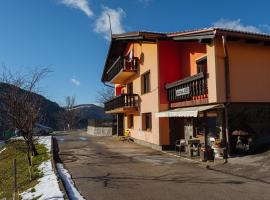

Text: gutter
xmin=221 ymin=35 xmax=231 ymax=156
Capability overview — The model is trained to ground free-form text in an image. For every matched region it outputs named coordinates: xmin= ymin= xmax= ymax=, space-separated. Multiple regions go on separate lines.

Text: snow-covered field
xmin=20 ymin=136 xmax=64 ymax=200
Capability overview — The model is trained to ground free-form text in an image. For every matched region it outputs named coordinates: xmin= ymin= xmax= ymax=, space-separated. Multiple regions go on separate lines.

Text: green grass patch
xmin=0 ymin=140 xmax=50 ymax=199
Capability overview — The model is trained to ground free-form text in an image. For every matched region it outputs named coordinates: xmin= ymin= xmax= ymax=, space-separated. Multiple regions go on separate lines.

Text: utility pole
xmin=107 ymin=14 xmax=113 ymax=39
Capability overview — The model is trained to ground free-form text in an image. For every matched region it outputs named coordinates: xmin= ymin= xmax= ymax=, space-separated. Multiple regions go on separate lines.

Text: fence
xmin=87 ymin=119 xmax=116 ymax=136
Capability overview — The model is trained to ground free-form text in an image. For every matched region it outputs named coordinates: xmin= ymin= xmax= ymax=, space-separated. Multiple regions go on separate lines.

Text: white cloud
xmin=213 ymin=19 xmax=261 ymax=33
xmin=71 ymin=78 xmax=80 ymax=86
xmin=138 ymin=0 xmax=153 ymax=7
xmin=94 ymin=6 xmax=126 ymax=40
xmin=259 ymin=24 xmax=270 ymax=33
xmin=60 ymin=0 xmax=93 ymax=17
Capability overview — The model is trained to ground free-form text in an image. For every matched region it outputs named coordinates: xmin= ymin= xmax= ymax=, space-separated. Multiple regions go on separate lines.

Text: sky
xmin=0 ymin=0 xmax=270 ymax=106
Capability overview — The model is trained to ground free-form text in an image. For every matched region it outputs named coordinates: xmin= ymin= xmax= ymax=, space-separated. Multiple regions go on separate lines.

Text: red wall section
xmin=158 ymin=41 xmax=206 ymax=104
xmin=115 ymin=85 xmax=123 ymax=96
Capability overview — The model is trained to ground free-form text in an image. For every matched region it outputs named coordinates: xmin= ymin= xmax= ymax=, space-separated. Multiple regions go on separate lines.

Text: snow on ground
xmin=0 ymin=147 xmax=6 ymax=154
xmin=56 ymin=163 xmax=86 ymax=200
xmin=20 ymin=136 xmax=64 ymax=200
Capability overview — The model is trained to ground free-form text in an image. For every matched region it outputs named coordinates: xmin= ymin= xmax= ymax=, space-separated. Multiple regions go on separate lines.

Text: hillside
xmin=71 ymin=104 xmax=113 ymax=129
xmin=0 ymin=82 xmax=65 ymax=131
xmin=0 ymin=83 xmax=111 ymax=131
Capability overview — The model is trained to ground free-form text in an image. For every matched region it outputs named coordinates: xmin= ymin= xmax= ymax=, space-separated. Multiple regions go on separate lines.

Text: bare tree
xmin=96 ymin=86 xmax=114 ymax=105
xmin=58 ymin=96 xmax=78 ymax=130
xmin=0 ymin=67 xmax=50 ymax=166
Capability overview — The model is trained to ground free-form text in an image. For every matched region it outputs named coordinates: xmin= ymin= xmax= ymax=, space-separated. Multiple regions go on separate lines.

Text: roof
xmin=111 ymin=27 xmax=270 ymax=40
xmin=102 ymin=27 xmax=270 ymax=82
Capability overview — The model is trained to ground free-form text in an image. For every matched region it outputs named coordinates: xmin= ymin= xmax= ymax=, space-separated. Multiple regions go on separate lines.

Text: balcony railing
xmin=106 ymin=56 xmax=139 ymax=82
xmin=104 ymin=94 xmax=139 ymax=112
xmin=166 ymin=72 xmax=208 ymax=102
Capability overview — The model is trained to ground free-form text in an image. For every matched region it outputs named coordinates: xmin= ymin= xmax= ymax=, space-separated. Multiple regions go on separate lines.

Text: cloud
xmin=213 ymin=19 xmax=261 ymax=33
xmin=60 ymin=0 xmax=93 ymax=17
xmin=71 ymin=78 xmax=80 ymax=86
xmin=94 ymin=6 xmax=126 ymax=40
xmin=138 ymin=0 xmax=153 ymax=7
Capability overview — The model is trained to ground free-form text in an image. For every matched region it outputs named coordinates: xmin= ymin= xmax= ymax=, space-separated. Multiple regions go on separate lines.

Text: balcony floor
xmin=110 ymin=70 xmax=137 ymax=84
xmin=105 ymin=106 xmax=138 ymax=114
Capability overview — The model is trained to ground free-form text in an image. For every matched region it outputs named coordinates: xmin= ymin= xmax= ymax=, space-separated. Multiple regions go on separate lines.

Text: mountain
xmin=71 ymin=104 xmax=113 ymax=129
xmin=0 ymin=82 xmax=65 ymax=131
xmin=0 ymin=83 xmax=111 ymax=131
xmin=72 ymin=104 xmax=112 ymax=120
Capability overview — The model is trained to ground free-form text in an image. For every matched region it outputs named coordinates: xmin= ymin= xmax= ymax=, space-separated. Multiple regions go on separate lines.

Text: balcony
xmin=106 ymin=56 xmax=139 ymax=84
xmin=104 ymin=94 xmax=139 ymax=114
xmin=166 ymin=72 xmax=208 ymax=103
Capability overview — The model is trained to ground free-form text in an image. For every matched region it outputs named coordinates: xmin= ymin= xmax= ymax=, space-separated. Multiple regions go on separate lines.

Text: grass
xmin=0 ymin=139 xmax=50 ymax=199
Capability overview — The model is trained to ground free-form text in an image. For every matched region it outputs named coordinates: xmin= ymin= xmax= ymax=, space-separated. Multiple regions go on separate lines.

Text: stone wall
xmin=228 ymin=103 xmax=270 ymax=150
xmin=87 ymin=126 xmax=113 ymax=136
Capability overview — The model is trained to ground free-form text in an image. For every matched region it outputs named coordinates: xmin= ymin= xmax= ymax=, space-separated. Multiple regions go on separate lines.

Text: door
xmin=117 ymin=113 xmax=124 ymax=136
xmin=169 ymin=118 xmax=184 ymax=145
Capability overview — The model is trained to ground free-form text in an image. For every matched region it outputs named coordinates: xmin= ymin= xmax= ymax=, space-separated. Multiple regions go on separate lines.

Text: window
xmin=142 ymin=113 xmax=152 ymax=131
xmin=127 ymin=82 xmax=133 ymax=94
xmin=128 ymin=114 xmax=134 ymax=128
xmin=141 ymin=71 xmax=150 ymax=94
xmin=196 ymin=57 xmax=207 ymax=73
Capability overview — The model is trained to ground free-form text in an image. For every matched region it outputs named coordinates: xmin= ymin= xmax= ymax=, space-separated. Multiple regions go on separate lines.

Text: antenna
xmin=107 ymin=14 xmax=113 ymax=39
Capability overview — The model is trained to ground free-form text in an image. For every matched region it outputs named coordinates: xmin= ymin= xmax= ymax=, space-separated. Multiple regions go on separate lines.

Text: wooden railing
xmin=166 ymin=72 xmax=208 ymax=102
xmin=104 ymin=94 xmax=139 ymax=112
xmin=106 ymin=56 xmax=139 ymax=82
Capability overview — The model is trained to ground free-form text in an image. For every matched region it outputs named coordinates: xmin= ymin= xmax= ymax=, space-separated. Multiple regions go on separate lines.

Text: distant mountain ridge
xmin=0 ymin=82 xmax=65 ymax=131
xmin=0 ymin=83 xmax=111 ymax=131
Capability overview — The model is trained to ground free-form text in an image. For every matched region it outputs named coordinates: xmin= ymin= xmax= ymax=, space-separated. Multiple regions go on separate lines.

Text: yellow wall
xmin=228 ymin=41 xmax=270 ymax=102
xmin=214 ymin=38 xmax=270 ymax=103
xmin=123 ymin=42 xmax=161 ymax=145
xmin=207 ymin=39 xmax=227 ymax=103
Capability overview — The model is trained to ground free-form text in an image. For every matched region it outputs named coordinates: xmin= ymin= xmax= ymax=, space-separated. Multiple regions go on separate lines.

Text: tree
xmin=0 ymin=67 xmax=50 ymax=166
xmin=96 ymin=86 xmax=114 ymax=105
xmin=58 ymin=96 xmax=78 ymax=130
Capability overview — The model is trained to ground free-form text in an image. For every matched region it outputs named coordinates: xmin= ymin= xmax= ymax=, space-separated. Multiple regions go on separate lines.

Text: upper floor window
xmin=196 ymin=57 xmax=207 ymax=73
xmin=128 ymin=114 xmax=134 ymax=129
xmin=127 ymin=82 xmax=133 ymax=94
xmin=141 ymin=71 xmax=150 ymax=94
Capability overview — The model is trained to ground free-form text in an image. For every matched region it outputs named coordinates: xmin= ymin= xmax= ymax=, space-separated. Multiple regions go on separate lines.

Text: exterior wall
xmin=158 ymin=41 xmax=206 ymax=146
xmin=122 ymin=42 xmax=161 ymax=145
xmin=158 ymin=41 xmax=207 ymax=106
xmin=228 ymin=41 xmax=270 ymax=102
xmin=206 ymin=39 xmax=228 ymax=103
xmin=214 ymin=38 xmax=270 ymax=103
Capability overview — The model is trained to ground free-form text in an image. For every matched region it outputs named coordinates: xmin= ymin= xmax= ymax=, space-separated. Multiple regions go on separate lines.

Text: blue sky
xmin=0 ymin=0 xmax=269 ymax=105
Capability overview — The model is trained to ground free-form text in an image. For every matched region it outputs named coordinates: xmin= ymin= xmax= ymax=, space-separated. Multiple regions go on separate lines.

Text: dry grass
xmin=0 ymin=140 xmax=49 ymax=199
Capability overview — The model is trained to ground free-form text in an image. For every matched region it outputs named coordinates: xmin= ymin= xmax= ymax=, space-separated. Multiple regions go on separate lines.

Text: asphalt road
xmin=55 ymin=131 xmax=270 ymax=200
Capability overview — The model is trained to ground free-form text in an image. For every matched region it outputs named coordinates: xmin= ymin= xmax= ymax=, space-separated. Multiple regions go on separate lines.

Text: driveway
xmin=55 ymin=131 xmax=270 ymax=200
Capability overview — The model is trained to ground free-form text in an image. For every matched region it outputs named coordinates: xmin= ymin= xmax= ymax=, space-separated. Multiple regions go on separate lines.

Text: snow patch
xmin=56 ymin=163 xmax=85 ymax=200
xmin=20 ymin=136 xmax=64 ymax=200
xmin=0 ymin=147 xmax=6 ymax=154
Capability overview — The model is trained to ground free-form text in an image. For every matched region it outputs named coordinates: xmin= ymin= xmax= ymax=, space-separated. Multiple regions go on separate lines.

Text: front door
xmin=169 ymin=118 xmax=184 ymax=145
xmin=117 ymin=113 xmax=124 ymax=136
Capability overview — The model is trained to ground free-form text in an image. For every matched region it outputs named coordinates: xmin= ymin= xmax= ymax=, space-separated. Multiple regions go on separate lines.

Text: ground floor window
xmin=128 ymin=114 xmax=134 ymax=129
xmin=142 ymin=113 xmax=152 ymax=131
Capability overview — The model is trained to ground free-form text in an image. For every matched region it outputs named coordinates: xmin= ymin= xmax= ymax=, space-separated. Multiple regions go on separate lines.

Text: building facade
xmin=101 ymin=28 xmax=270 ymax=156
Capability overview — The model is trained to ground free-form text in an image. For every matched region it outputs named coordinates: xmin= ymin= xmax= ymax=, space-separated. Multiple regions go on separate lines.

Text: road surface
xmin=55 ymin=131 xmax=270 ymax=200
